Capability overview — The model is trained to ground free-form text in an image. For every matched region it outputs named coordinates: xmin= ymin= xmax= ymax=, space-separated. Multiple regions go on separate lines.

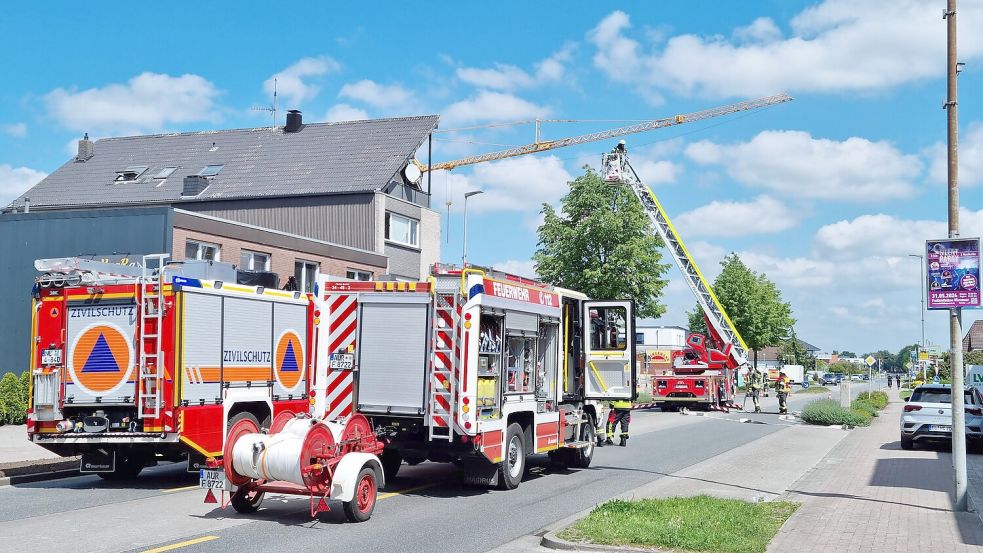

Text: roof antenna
xmin=251 ymin=77 xmax=278 ymax=129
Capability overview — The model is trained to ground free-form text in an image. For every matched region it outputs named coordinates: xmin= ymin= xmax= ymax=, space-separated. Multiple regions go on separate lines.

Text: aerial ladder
xmin=408 ymin=94 xmax=791 ymax=374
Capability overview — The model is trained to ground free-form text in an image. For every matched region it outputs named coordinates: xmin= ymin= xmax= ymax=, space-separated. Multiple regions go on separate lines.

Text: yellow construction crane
xmin=411 ymin=93 xmax=792 ymax=173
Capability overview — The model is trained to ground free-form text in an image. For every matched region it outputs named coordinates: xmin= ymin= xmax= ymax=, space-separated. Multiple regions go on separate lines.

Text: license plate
xmin=931 ymin=425 xmax=952 ymax=432
xmin=41 ymin=349 xmax=63 ymax=365
xmin=330 ymin=353 xmax=354 ymax=370
xmin=199 ymin=469 xmax=226 ymax=490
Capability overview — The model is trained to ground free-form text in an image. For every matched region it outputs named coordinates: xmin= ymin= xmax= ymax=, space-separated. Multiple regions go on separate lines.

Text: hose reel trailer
xmin=204 ymin=413 xmax=385 ymax=522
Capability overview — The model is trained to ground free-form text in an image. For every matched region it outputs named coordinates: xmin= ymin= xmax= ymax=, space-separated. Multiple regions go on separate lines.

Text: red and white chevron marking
xmin=430 ymin=296 xmax=462 ymax=430
xmin=324 ymin=294 xmax=356 ymax=421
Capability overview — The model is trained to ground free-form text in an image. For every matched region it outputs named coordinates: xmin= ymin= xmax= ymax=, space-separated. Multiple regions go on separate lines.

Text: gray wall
xmin=183 ymin=193 xmax=376 ymax=251
xmin=0 ymin=208 xmax=172 ymax=374
xmin=377 ymin=194 xmax=440 ymax=280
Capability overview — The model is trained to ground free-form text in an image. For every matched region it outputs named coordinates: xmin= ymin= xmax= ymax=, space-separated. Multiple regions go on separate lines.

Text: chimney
xmin=181 ymin=175 xmax=210 ymax=197
xmin=285 ymin=110 xmax=303 ymax=133
xmin=23 ymin=197 xmax=30 ymax=213
xmin=76 ymin=133 xmax=94 ymax=161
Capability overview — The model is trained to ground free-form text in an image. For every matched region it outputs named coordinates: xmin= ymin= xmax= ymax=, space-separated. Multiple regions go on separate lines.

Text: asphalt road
xmin=0 ymin=383 xmax=882 ymax=553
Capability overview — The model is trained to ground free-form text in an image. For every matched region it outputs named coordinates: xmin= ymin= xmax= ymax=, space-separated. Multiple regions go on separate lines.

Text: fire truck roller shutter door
xmin=506 ymin=311 xmax=538 ymax=333
xmin=182 ymin=292 xmax=223 ymax=404
xmin=272 ymin=302 xmax=308 ymax=398
xmin=222 ymin=297 xmax=274 ymax=390
xmin=357 ymin=298 xmax=430 ymax=415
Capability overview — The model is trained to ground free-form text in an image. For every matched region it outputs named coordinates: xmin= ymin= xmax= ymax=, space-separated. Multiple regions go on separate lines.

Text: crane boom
xmin=417 ymin=93 xmax=792 ymax=172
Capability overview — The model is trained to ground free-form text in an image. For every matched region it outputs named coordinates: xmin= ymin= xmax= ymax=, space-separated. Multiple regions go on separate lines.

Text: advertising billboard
xmin=926 ymin=238 xmax=981 ymax=309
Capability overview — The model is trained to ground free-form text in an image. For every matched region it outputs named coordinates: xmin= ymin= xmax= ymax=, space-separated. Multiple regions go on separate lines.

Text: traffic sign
xmin=865 ymin=355 xmax=876 ymax=367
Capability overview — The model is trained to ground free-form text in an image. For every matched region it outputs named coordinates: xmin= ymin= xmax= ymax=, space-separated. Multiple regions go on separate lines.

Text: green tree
xmin=685 ymin=254 xmax=794 ymax=368
xmin=687 ymin=306 xmax=708 ymax=336
xmin=535 ymin=166 xmax=669 ymax=318
xmin=965 ymin=351 xmax=983 ymax=366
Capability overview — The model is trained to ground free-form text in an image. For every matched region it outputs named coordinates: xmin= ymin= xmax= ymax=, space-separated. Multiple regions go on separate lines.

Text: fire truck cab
xmin=313 ymin=264 xmax=636 ymax=489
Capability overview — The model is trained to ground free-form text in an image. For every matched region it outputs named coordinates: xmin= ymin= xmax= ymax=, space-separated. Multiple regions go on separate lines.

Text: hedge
xmin=856 ymin=391 xmax=889 ymax=409
xmin=851 ymin=399 xmax=879 ymax=418
xmin=800 ymin=399 xmax=872 ymax=427
xmin=0 ymin=371 xmax=30 ymax=425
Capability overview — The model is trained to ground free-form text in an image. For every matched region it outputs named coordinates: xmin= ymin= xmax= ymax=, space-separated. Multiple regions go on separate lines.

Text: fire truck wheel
xmin=380 ymin=449 xmax=402 ymax=484
xmin=230 ymin=488 xmax=265 ymax=513
xmin=569 ymin=421 xmax=596 ymax=469
xmin=497 ymin=423 xmax=525 ymax=490
xmin=343 ymin=467 xmax=378 ymax=522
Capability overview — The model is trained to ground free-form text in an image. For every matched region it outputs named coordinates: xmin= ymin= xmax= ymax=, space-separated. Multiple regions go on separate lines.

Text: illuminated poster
xmin=927 ymin=238 xmax=981 ymax=309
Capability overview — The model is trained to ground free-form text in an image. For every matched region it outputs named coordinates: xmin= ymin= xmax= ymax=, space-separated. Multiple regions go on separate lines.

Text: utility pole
xmin=944 ymin=0 xmax=967 ymax=512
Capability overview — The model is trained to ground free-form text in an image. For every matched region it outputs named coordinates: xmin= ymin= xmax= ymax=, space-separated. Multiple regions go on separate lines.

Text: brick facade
xmin=172 ymin=226 xmax=386 ymax=287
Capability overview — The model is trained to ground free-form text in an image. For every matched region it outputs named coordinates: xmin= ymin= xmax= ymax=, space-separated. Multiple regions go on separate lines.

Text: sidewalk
xmin=768 ymin=388 xmax=983 ymax=553
xmin=0 ymin=424 xmax=61 ymax=464
xmin=487 ymin=418 xmax=850 ymax=552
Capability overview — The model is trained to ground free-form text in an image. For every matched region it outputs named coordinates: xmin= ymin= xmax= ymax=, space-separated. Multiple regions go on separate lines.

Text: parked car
xmin=820 ymin=373 xmax=838 ymax=386
xmin=834 ymin=373 xmax=845 ymax=384
xmin=900 ymin=384 xmax=983 ymax=450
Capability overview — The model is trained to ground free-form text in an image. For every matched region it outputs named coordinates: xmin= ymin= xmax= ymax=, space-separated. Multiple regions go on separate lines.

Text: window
xmin=185 ymin=239 xmax=220 ymax=261
xmin=635 ymin=332 xmax=645 ymax=345
xmin=294 ymin=260 xmax=319 ymax=294
xmin=240 ymin=250 xmax=271 ymax=271
xmin=588 ymin=306 xmax=628 ymax=351
xmin=154 ymin=166 xmax=178 ymax=179
xmin=385 ymin=212 xmax=419 ymax=247
xmin=115 ymin=165 xmax=148 ymax=182
xmin=198 ymin=164 xmax=225 ymax=177
xmin=346 ymin=269 xmax=373 ymax=281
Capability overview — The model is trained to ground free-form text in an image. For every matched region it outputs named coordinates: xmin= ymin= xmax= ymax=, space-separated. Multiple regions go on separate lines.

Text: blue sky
xmin=1 ymin=1 xmax=982 ymax=354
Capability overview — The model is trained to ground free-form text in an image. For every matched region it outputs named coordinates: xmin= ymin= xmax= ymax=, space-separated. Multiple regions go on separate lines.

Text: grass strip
xmin=799 ymin=386 xmax=831 ymax=394
xmin=559 ymin=495 xmax=798 ymax=553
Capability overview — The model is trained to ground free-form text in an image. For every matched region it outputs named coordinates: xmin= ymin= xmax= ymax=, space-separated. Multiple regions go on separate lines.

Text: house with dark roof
xmin=964 ymin=320 xmax=983 ymax=353
xmin=755 ymin=338 xmax=821 ymax=370
xmin=0 ymin=112 xmax=442 ymax=372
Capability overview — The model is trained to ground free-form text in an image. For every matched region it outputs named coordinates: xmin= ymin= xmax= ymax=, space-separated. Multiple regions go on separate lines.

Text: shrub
xmin=856 ymin=391 xmax=888 ymax=409
xmin=800 ymin=399 xmax=871 ymax=427
xmin=0 ymin=372 xmax=27 ymax=425
xmin=851 ymin=399 xmax=879 ymax=418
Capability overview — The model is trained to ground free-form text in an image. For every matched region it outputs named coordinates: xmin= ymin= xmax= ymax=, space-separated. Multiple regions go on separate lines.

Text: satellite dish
xmin=403 ymin=163 xmax=422 ymax=184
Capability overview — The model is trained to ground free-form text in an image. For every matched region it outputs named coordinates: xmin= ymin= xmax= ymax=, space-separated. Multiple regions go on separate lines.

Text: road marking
xmin=161 ymin=485 xmax=199 ymax=494
xmin=377 ymin=482 xmax=439 ymax=500
xmin=141 ymin=536 xmax=218 ymax=553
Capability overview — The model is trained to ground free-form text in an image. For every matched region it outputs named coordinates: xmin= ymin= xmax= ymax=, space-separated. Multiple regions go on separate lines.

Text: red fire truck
xmin=652 ymin=329 xmax=738 ymax=411
xmin=27 ymin=256 xmax=314 ymax=479
xmin=312 ymin=264 xmax=636 ymax=488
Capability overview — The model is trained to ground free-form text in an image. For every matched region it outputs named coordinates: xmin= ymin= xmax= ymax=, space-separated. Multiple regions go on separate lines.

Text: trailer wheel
xmin=568 ymin=420 xmax=596 ymax=469
xmin=497 ymin=423 xmax=525 ymax=490
xmin=343 ymin=467 xmax=378 ymax=522
xmin=230 ymin=488 xmax=265 ymax=513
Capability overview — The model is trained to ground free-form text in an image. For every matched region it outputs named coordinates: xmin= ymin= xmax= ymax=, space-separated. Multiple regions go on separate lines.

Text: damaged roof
xmin=6 ymin=114 xmax=439 ymax=210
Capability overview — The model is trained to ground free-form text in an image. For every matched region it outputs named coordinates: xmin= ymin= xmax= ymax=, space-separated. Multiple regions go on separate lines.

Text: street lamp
xmin=462 ymin=190 xmax=484 ymax=265
xmin=908 ymin=254 xmax=926 ymax=348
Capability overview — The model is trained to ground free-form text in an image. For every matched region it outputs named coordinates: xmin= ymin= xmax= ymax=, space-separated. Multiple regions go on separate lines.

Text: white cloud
xmin=1 ymin=123 xmax=26 ymax=137
xmin=685 ymin=130 xmax=921 ymax=201
xmin=635 ymin=159 xmax=680 ymax=185
xmin=45 ymin=72 xmax=221 ymax=133
xmin=265 ymin=56 xmax=341 ymax=106
xmin=324 ymin=103 xmax=369 ymax=122
xmin=442 ymin=91 xmax=551 ymax=127
xmin=0 ymin=165 xmax=47 ymax=207
xmin=492 ymin=259 xmax=539 ymax=279
xmin=928 ymin=122 xmax=983 ymax=188
xmin=433 ymin=154 xmax=572 ymax=214
xmin=338 ymin=80 xmax=416 ymax=111
xmin=456 ymin=45 xmax=575 ymax=91
xmin=675 ymin=195 xmax=797 ymax=238
xmin=588 ymin=2 xmax=983 ymax=99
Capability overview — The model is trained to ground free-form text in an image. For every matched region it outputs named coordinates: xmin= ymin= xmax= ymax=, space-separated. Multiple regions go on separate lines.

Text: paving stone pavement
xmin=769 ymin=388 xmax=983 ymax=553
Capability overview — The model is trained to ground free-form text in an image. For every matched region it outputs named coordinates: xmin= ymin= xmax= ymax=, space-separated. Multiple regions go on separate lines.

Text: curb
xmin=0 ymin=468 xmax=80 ymax=487
xmin=542 ymin=530 xmax=660 ymax=552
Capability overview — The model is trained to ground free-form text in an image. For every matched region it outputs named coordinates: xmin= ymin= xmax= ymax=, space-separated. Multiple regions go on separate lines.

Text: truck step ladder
xmin=137 ymin=254 xmax=169 ymax=419
xmin=603 ymin=150 xmax=749 ymax=368
xmin=427 ymin=284 xmax=460 ymax=441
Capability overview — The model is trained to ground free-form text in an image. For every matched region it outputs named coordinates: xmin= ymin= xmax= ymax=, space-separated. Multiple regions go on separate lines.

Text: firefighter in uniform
xmin=748 ymin=367 xmax=764 ymax=413
xmin=605 ymin=399 xmax=632 ymax=446
xmin=775 ymin=371 xmax=792 ymax=415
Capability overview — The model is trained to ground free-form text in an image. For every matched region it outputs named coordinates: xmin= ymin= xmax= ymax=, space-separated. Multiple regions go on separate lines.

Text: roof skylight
xmin=115 ymin=165 xmax=148 ymax=182
xmin=198 ymin=164 xmax=224 ymax=177
xmin=154 ymin=166 xmax=178 ymax=179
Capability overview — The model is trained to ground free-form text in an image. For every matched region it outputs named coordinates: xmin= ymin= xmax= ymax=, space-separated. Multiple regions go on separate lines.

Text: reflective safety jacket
xmin=610 ymin=399 xmax=632 ymax=410
xmin=775 ymin=376 xmax=792 ymax=393
xmin=748 ymin=370 xmax=764 ymax=390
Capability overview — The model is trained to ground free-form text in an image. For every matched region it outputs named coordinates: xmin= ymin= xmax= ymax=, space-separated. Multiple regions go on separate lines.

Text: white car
xmin=900 ymin=384 xmax=983 ymax=450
